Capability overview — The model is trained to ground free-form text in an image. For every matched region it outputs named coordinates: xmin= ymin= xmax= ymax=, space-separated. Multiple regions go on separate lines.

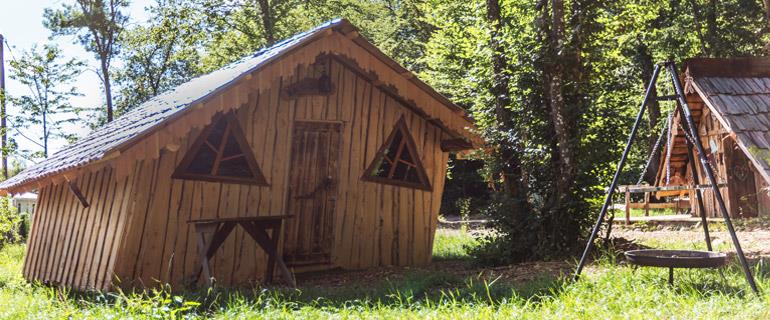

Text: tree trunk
xmin=548 ymin=0 xmax=575 ymax=204
xmin=257 ymin=0 xmax=275 ymax=44
xmin=764 ymin=0 xmax=770 ymax=51
xmin=704 ymin=0 xmax=718 ymax=54
xmin=486 ymin=0 xmax=529 ymax=212
xmin=0 ymin=34 xmax=6 ymax=179
xmin=42 ymin=110 xmax=48 ymax=158
xmin=636 ymin=42 xmax=661 ymax=184
xmin=101 ymin=55 xmax=114 ymax=122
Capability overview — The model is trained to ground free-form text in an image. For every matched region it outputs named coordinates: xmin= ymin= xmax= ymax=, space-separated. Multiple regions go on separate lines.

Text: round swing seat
xmin=624 ymin=249 xmax=728 ymax=269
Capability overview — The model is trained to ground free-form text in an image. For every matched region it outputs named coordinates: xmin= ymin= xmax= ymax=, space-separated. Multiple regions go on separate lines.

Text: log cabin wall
xmin=22 ymin=166 xmax=135 ymax=291
xmin=686 ymin=93 xmax=769 ymax=218
xmin=110 ymin=57 xmax=448 ymax=289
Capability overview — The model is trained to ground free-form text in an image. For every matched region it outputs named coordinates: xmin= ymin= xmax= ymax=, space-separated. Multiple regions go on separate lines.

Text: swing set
xmin=574 ymin=62 xmax=760 ymax=294
xmin=616 ymin=74 xmax=725 ymax=223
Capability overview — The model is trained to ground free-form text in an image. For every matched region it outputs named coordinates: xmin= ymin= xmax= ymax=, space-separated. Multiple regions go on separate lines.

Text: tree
xmin=8 ymin=44 xmax=84 ymax=158
xmin=44 ymin=0 xmax=129 ymax=123
xmin=188 ymin=0 xmax=304 ymax=70
xmin=114 ymin=0 xmax=203 ymax=115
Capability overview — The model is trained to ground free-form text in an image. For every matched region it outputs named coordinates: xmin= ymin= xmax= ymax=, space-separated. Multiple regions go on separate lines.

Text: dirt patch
xmin=613 ymin=228 xmax=770 ymax=259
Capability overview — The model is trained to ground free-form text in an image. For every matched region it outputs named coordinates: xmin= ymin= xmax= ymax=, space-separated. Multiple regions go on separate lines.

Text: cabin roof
xmin=0 ymin=19 xmax=477 ymax=193
xmin=666 ymin=57 xmax=770 ymax=185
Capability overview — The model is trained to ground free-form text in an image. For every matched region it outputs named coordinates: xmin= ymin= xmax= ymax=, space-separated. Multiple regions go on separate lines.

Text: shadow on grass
xmin=260 ymin=269 xmax=565 ymax=308
xmin=40 ymin=268 xmax=566 ymax=316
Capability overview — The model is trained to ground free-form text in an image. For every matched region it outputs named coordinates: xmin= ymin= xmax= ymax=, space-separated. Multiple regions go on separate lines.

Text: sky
xmin=0 ymin=0 xmax=154 ymax=165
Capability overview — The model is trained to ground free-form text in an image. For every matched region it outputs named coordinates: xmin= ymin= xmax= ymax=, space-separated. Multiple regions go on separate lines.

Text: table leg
xmin=194 ymin=222 xmax=236 ymax=288
xmin=267 ymin=221 xmax=295 ymax=286
xmin=668 ymin=267 xmax=674 ymax=285
xmin=242 ymin=221 xmax=294 ymax=286
xmin=196 ymin=229 xmax=214 ymax=288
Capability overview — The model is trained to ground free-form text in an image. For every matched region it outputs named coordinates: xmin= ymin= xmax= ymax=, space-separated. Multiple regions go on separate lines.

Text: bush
xmin=439 ymin=156 xmax=490 ymax=218
xmin=0 ymin=198 xmax=21 ymax=247
xmin=469 ymin=193 xmax=540 ymax=265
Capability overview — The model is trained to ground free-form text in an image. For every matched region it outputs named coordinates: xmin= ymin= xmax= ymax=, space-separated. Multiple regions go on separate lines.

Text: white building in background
xmin=12 ymin=192 xmax=37 ymax=215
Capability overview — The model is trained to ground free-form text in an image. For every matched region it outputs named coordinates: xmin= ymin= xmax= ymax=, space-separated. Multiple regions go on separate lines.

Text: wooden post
xmin=67 ymin=181 xmax=90 ymax=208
xmin=625 ymin=189 xmax=631 ymax=224
xmin=644 ymin=192 xmax=650 ymax=216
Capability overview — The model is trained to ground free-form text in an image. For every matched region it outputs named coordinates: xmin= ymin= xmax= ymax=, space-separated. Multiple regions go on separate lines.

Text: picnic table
xmin=188 ymin=215 xmax=295 ymax=287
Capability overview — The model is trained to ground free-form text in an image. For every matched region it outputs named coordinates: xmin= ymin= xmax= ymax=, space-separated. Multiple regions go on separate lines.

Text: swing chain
xmin=636 ymin=110 xmax=674 ymax=185
xmin=678 ymin=121 xmax=721 ymax=179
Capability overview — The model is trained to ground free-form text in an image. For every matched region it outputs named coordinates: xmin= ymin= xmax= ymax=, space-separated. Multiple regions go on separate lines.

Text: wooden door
xmin=725 ymin=139 xmax=758 ymax=217
xmin=284 ymin=121 xmax=341 ymax=266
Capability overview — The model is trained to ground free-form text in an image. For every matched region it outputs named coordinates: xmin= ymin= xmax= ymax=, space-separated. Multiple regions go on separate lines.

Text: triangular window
xmin=172 ymin=112 xmax=268 ymax=185
xmin=363 ymin=117 xmax=431 ymax=190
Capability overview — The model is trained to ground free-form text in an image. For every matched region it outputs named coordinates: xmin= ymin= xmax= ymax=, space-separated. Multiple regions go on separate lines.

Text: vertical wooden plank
xmin=51 ymin=178 xmax=77 ymax=283
xmin=133 ymin=157 xmax=166 ymax=285
xmin=97 ymin=173 xmax=129 ymax=290
xmin=40 ymin=182 xmax=66 ymax=283
xmin=625 ymin=190 xmax=631 ymax=224
xmin=117 ymin=158 xmax=160 ymax=286
xmin=357 ymin=80 xmax=376 ymax=267
xmin=182 ymin=181 xmax=205 ymax=282
xmin=83 ymin=168 xmax=116 ymax=288
xmin=410 ymin=114 xmax=425 ymax=265
xmin=22 ymin=185 xmax=48 ymax=278
xmin=158 ymin=151 xmax=185 ymax=283
xmin=78 ymin=168 xmax=107 ymax=287
xmin=344 ymin=71 xmax=364 ymax=267
xmin=107 ymin=161 xmax=142 ymax=288
xmin=26 ymin=184 xmax=54 ymax=281
xmin=75 ymin=169 xmax=107 ymax=288
xmin=91 ymin=168 xmax=119 ymax=287
xmin=230 ymin=185 xmax=250 ymax=284
xmin=333 ymin=64 xmax=356 ymax=266
xmin=62 ymin=172 xmax=95 ymax=286
xmin=168 ymin=131 xmax=195 ymax=287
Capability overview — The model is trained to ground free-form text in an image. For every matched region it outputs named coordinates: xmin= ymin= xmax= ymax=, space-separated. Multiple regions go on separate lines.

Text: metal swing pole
xmin=675 ymin=103 xmax=712 ymax=251
xmin=665 ymin=62 xmax=759 ymax=294
xmin=574 ymin=64 xmax=662 ymax=280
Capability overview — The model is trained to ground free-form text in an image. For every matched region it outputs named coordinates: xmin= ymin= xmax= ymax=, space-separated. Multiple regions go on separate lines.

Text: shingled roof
xmin=0 ymin=19 xmax=476 ymax=193
xmin=684 ymin=57 xmax=770 ymax=184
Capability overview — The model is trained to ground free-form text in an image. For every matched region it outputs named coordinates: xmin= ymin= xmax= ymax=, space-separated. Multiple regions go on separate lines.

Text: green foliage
xmin=44 ymin=0 xmax=130 ymax=124
xmin=440 ymin=156 xmax=490 ymax=217
xmin=419 ymin=0 xmax=770 ymax=265
xmin=114 ymin=0 xmax=205 ymax=116
xmin=0 ymin=198 xmax=20 ymax=247
xmin=8 ymin=44 xmax=85 ymax=159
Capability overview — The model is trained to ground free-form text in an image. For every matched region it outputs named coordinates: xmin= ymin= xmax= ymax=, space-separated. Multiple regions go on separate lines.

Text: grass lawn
xmin=1 ymin=228 xmax=770 ymax=319
xmin=625 ymin=208 xmax=684 ymax=217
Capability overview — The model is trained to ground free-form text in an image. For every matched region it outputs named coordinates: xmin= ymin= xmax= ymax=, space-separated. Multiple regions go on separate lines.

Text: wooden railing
xmin=617 ymin=184 xmax=726 ymax=224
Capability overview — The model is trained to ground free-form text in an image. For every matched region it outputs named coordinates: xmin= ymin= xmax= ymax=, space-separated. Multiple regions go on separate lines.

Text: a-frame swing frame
xmin=573 ymin=62 xmax=760 ymax=294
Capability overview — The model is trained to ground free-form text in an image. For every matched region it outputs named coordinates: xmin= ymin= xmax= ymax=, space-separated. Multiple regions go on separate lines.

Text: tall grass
xmin=0 ymin=228 xmax=769 ymax=319
xmin=432 ymin=227 xmax=479 ymax=260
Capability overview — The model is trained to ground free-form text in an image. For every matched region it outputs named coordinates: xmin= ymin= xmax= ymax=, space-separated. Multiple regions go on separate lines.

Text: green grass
xmin=627 ymin=208 xmax=684 ymax=217
xmin=1 ymin=229 xmax=770 ymax=318
xmin=431 ymin=227 xmax=479 ymax=260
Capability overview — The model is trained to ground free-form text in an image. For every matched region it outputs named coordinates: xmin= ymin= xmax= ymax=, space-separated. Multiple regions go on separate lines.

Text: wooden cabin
xmin=0 ymin=19 xmax=481 ymax=291
xmin=656 ymin=57 xmax=770 ymax=218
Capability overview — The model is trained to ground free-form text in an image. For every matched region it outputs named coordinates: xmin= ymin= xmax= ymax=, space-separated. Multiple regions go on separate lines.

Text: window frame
xmin=172 ymin=112 xmax=269 ymax=186
xmin=362 ymin=116 xmax=432 ymax=191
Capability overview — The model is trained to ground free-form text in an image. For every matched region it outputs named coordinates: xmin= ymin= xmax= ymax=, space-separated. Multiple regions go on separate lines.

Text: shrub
xmin=0 ymin=198 xmax=21 ymax=247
